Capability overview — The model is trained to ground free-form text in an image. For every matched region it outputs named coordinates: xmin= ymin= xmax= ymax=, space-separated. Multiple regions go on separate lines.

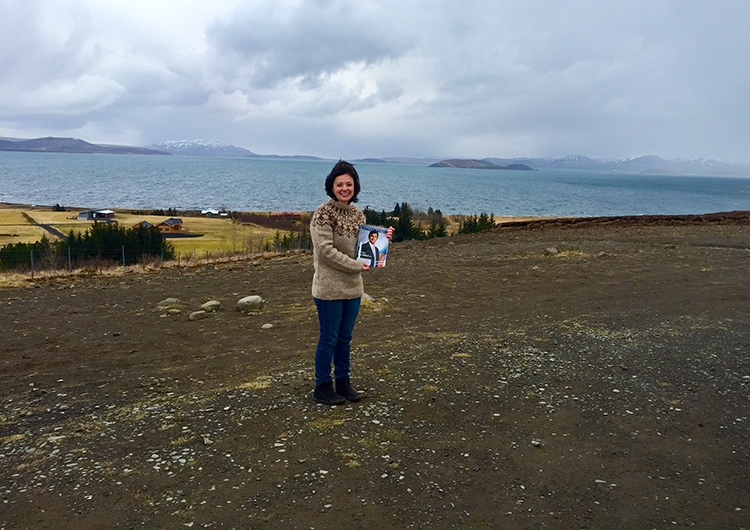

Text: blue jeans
xmin=314 ymin=297 xmax=361 ymax=385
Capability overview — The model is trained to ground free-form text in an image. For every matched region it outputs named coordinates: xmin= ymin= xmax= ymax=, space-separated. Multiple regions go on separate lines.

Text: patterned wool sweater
xmin=310 ymin=200 xmax=366 ymax=300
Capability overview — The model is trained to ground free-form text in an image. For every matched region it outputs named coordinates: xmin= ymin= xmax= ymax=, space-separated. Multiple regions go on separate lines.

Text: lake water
xmin=2 ymin=151 xmax=750 ymax=216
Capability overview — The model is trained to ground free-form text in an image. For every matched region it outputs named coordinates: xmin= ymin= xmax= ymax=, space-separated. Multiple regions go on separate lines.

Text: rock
xmin=544 ymin=247 xmax=559 ymax=255
xmin=362 ymin=293 xmax=374 ymax=302
xmin=189 ymin=310 xmax=209 ymax=321
xmin=261 ymin=323 xmax=274 ymax=330
xmin=157 ymin=298 xmax=184 ymax=311
xmin=236 ymin=295 xmax=264 ymax=312
xmin=200 ymin=300 xmax=221 ymax=312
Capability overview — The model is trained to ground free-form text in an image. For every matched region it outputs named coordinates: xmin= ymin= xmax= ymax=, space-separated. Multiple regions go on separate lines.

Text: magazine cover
xmin=355 ymin=224 xmax=389 ymax=268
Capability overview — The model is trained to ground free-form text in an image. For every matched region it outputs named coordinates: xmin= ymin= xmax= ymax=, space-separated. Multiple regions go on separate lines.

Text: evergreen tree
xmin=458 ymin=213 xmax=496 ymax=234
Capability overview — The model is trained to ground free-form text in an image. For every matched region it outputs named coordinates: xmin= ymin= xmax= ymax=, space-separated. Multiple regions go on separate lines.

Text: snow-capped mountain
xmin=146 ymin=139 xmax=258 ymax=157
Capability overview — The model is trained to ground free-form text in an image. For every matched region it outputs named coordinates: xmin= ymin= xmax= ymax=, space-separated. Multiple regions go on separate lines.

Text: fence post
xmin=68 ymin=246 xmax=72 ymax=272
xmin=122 ymin=245 xmax=126 ymax=271
xmin=30 ymin=250 xmax=34 ymax=279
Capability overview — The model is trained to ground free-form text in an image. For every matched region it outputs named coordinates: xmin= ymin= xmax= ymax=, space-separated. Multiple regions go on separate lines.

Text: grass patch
xmin=0 ymin=209 xmax=47 ymax=245
xmin=238 ymin=376 xmax=272 ymax=390
xmin=308 ymin=418 xmax=346 ymax=430
xmin=0 ymin=209 xmax=31 ymax=225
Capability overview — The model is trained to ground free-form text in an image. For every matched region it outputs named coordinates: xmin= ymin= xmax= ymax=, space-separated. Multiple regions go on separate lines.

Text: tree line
xmin=365 ymin=202 xmax=495 ymax=242
xmin=1 ymin=204 xmax=498 ymax=272
xmin=0 ymin=222 xmax=174 ymax=271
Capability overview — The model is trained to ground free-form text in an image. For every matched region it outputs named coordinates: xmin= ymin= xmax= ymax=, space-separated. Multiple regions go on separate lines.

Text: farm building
xmin=132 ymin=221 xmax=153 ymax=229
xmin=77 ymin=209 xmax=115 ymax=221
xmin=157 ymin=218 xmax=186 ymax=234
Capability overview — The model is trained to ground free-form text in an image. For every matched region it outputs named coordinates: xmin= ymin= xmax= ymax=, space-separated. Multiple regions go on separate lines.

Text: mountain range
xmin=0 ymin=137 xmax=167 ymax=156
xmin=145 ymin=139 xmax=257 ymax=157
xmin=1 ymin=137 xmax=747 ymax=177
xmin=481 ymin=155 xmax=749 ymax=176
xmin=145 ymin=139 xmax=323 ymax=160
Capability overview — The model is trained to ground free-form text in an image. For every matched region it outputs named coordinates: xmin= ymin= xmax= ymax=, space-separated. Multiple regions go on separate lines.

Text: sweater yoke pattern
xmin=311 ymin=202 xmax=362 ymax=238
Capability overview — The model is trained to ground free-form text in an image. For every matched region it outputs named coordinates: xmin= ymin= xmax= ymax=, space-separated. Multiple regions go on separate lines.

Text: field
xmin=1 ymin=215 xmax=749 ymax=529
xmin=0 ymin=204 xmax=287 ymax=255
xmin=1 ymin=204 xmax=558 ymax=258
xmin=0 ymin=208 xmax=49 ymax=244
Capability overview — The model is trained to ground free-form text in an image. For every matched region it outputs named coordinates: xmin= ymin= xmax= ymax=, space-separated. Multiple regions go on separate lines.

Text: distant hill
xmin=0 ymin=137 xmax=169 ymax=155
xmin=382 ymin=157 xmax=441 ymax=165
xmin=352 ymin=157 xmax=443 ymax=165
xmin=430 ymin=159 xmax=535 ymax=170
xmin=147 ymin=139 xmax=327 ymax=161
xmin=354 ymin=158 xmax=390 ymax=164
xmin=483 ymin=155 xmax=749 ymax=177
xmin=256 ymin=153 xmax=326 ymax=161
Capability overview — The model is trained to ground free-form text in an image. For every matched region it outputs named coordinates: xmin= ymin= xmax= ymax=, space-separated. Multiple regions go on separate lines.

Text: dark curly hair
xmin=325 ymin=160 xmax=361 ymax=203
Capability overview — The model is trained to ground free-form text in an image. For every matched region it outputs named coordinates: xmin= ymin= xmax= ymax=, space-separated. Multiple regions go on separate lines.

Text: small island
xmin=429 ymin=159 xmax=535 ymax=170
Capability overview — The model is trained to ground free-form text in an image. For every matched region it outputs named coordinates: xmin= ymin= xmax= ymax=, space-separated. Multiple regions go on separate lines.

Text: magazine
xmin=355 ymin=224 xmax=389 ymax=268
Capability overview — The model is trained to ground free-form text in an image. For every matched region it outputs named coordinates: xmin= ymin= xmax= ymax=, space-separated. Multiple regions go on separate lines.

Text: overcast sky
xmin=1 ymin=0 xmax=748 ymax=162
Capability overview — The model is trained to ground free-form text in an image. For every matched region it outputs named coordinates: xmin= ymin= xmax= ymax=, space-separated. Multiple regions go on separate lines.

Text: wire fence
xmin=0 ymin=241 xmax=311 ymax=280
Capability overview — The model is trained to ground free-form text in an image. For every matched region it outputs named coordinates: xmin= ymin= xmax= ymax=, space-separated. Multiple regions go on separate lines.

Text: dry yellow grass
xmin=0 ymin=209 xmax=29 ymax=224
xmin=16 ymin=210 xmax=79 ymax=225
xmin=0 ymin=205 xmax=280 ymax=254
xmin=0 ymin=208 xmax=49 ymax=245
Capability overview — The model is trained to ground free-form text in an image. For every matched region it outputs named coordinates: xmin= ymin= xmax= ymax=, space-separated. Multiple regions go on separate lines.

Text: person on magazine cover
xmin=357 ymin=230 xmax=380 ymax=268
xmin=309 ymin=160 xmax=393 ymax=405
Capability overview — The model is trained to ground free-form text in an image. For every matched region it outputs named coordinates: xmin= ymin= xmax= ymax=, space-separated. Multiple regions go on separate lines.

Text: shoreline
xmin=4 ymin=201 xmax=750 ymax=224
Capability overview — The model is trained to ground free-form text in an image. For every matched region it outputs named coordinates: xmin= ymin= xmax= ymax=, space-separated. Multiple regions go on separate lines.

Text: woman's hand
xmin=386 ymin=226 xmax=394 ymax=241
xmin=361 ymin=261 xmax=370 ymax=271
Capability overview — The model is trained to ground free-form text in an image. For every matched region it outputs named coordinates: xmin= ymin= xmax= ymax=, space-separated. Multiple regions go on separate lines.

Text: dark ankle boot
xmin=335 ymin=378 xmax=366 ymax=402
xmin=314 ymin=381 xmax=346 ymax=405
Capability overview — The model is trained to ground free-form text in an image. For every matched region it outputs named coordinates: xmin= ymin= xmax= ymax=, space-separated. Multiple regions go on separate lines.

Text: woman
xmin=310 ymin=160 xmax=393 ymax=405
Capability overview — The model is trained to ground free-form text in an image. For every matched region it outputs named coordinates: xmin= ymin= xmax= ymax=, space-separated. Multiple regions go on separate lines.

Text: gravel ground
xmin=1 ymin=217 xmax=750 ymax=529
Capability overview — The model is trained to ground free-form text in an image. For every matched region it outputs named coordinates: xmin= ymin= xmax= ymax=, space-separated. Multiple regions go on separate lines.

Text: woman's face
xmin=332 ymin=174 xmax=355 ymax=204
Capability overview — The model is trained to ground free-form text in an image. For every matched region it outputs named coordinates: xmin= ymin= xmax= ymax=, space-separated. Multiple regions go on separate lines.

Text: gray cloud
xmin=0 ymin=1 xmax=749 ymax=163
xmin=206 ymin=0 xmax=415 ymax=89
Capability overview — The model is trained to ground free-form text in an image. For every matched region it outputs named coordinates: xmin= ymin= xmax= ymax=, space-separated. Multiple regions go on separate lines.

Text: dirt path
xmin=1 ymin=219 xmax=749 ymax=529
xmin=20 ymin=212 xmax=69 ymax=243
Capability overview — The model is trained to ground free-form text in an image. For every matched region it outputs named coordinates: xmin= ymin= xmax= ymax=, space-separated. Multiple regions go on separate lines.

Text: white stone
xmin=189 ymin=310 xmax=209 ymax=321
xmin=157 ymin=298 xmax=184 ymax=310
xmin=200 ymin=300 xmax=221 ymax=312
xmin=236 ymin=295 xmax=264 ymax=312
